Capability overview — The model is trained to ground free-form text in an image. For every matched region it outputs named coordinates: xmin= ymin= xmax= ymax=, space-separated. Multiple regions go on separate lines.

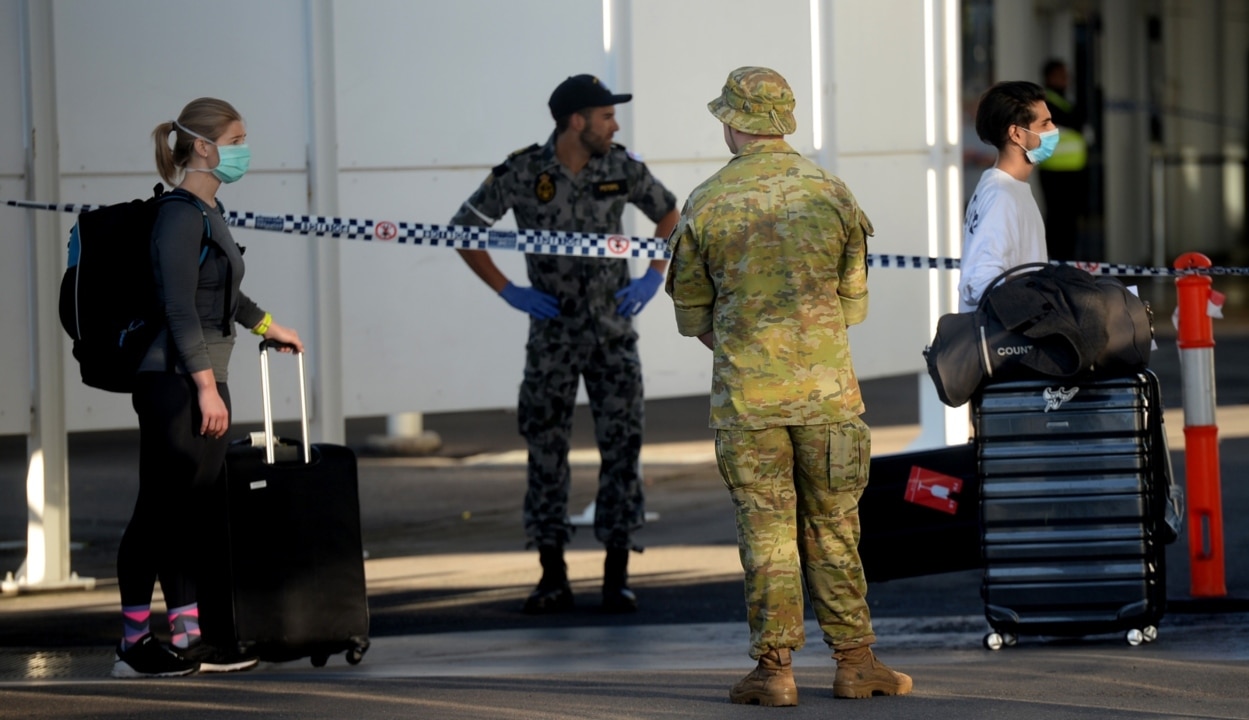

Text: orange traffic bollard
xmin=1173 ymin=252 xmax=1226 ymax=598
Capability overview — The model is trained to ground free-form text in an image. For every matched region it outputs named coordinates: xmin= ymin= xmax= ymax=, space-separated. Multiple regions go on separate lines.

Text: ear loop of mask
xmin=173 ymin=120 xmax=217 ymax=175
xmin=173 ymin=119 xmax=214 ymax=145
xmin=1011 ymin=125 xmax=1034 ymax=158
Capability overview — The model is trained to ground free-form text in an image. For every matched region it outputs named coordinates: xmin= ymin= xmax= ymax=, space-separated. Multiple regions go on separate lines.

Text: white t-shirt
xmin=957 ymin=168 xmax=1048 ymax=312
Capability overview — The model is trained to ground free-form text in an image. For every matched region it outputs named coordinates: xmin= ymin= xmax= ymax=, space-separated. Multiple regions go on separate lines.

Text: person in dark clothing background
xmin=1037 ymin=59 xmax=1089 ymax=261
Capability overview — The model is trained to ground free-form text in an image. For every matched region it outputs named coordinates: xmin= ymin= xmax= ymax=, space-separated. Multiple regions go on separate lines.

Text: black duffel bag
xmin=924 ymin=263 xmax=1153 ymax=407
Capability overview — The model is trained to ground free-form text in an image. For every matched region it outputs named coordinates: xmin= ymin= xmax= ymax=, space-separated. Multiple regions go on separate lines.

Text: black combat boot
xmin=522 ymin=545 xmax=574 ymax=614
xmin=602 ymin=546 xmax=638 ymax=613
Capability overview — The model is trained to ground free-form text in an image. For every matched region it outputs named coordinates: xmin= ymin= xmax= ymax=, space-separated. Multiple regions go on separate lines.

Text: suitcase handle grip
xmin=262 ymin=339 xmax=300 ymax=353
xmin=257 ymin=339 xmax=311 ymax=465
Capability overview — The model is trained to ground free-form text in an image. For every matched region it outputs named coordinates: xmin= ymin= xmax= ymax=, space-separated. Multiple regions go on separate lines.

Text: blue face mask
xmin=1021 ymin=127 xmax=1060 ymax=164
xmin=175 ymin=120 xmax=251 ymax=183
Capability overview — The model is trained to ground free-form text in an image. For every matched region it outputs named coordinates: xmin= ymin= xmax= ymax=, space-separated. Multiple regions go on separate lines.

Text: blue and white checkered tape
xmin=8 ymin=198 xmax=1248 ymax=276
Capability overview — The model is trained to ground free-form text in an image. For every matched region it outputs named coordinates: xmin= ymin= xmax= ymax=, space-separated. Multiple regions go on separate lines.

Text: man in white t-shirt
xmin=959 ymin=81 xmax=1057 ymax=312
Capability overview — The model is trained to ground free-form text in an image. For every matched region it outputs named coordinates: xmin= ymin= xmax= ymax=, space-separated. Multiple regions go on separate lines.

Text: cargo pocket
xmin=827 ymin=418 xmax=870 ymax=497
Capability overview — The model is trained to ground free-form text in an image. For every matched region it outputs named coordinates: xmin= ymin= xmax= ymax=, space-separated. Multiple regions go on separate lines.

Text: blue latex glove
xmin=499 ymin=282 xmax=560 ymax=319
xmin=615 ymin=267 xmax=665 ymax=317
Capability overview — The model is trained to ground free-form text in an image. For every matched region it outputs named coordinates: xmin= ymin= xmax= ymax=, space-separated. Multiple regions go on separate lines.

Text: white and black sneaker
xmin=112 ymin=634 xmax=198 ymax=678
xmin=178 ymin=640 xmax=259 ymax=674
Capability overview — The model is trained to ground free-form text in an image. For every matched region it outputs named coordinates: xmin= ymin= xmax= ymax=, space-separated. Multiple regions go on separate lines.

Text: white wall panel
xmin=337 ymin=167 xmax=531 ymax=414
xmin=830 ymin=0 xmax=936 ymax=379
xmin=52 ymin=0 xmax=309 ymax=176
xmin=0 ymin=1 xmax=30 ymax=434
xmin=831 ymin=0 xmax=930 ymax=155
xmin=335 ymin=0 xmax=605 ymax=170
xmin=630 ymin=0 xmax=815 ymax=162
xmin=0 ymin=199 xmax=31 ymax=436
xmin=836 ymin=154 xmax=931 ymax=260
xmin=217 ymin=173 xmax=316 ymax=427
xmin=838 ymin=153 xmax=933 ymax=378
xmin=0 ymin=1 xmax=23 ymax=176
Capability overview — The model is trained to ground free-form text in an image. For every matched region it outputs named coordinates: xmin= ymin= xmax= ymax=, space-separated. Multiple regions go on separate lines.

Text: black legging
xmin=118 ymin=372 xmax=230 ymax=608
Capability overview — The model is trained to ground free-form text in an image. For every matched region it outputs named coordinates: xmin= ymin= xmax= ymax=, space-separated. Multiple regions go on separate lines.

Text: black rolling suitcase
xmin=859 ymin=443 xmax=983 ymax=582
xmin=974 ymin=370 xmax=1173 ymax=650
xmin=200 ymin=340 xmax=370 ymax=667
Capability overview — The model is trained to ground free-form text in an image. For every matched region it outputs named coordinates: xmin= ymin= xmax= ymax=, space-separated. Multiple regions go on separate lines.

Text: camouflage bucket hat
xmin=707 ymin=66 xmax=798 ymax=135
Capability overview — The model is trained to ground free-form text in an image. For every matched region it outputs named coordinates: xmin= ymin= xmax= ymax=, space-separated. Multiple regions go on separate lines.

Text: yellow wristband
xmin=252 ymin=312 xmax=272 ymax=336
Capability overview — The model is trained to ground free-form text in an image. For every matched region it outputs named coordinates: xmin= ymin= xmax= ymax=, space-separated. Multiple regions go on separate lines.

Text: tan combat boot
xmin=832 ymin=646 xmax=913 ymax=699
xmin=729 ymin=648 xmax=798 ymax=707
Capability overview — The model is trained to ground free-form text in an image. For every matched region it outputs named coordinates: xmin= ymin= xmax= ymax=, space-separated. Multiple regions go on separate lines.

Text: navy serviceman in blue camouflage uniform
xmin=667 ymin=67 xmax=913 ymax=706
xmin=451 ymin=74 xmax=679 ymax=614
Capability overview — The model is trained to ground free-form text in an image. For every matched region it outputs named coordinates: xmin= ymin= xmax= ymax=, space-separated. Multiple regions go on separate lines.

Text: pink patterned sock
xmin=168 ymin=603 xmax=202 ymax=649
xmin=121 ymin=605 xmax=151 ymax=650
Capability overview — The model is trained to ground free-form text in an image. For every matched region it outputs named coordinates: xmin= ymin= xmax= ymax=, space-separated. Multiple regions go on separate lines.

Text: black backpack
xmin=59 ymin=184 xmax=214 ymax=393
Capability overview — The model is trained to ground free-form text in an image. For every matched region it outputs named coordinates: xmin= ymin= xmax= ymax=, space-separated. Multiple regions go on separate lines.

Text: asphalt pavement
xmin=1 ymin=320 xmax=1248 ymax=719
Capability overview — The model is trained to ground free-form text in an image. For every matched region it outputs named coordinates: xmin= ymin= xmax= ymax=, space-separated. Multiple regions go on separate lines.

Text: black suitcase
xmin=859 ymin=443 xmax=982 ymax=582
xmin=974 ymin=370 xmax=1170 ymax=649
xmin=200 ymin=340 xmax=370 ymax=666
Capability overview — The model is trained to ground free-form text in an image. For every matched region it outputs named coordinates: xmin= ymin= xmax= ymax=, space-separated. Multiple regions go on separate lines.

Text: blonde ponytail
xmin=151 ymin=121 xmax=180 ymax=186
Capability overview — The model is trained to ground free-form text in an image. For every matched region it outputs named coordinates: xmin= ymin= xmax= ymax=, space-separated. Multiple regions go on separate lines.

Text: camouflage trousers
xmin=518 ymin=335 xmax=645 ymax=549
xmin=714 ymin=418 xmax=876 ymax=659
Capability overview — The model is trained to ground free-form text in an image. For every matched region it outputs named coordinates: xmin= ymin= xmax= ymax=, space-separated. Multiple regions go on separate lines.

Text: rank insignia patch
xmin=535 ymin=172 xmax=556 ymax=203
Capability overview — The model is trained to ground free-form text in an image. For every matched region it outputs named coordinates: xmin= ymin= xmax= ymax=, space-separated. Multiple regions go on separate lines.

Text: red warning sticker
xmin=375 ymin=221 xmax=398 ymax=241
xmin=607 ymin=235 xmax=630 ymax=254
xmin=904 ymin=466 xmax=963 ymax=515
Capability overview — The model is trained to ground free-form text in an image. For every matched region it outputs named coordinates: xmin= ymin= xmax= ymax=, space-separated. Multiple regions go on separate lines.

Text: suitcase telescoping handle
xmin=258 ymin=339 xmax=311 ymax=465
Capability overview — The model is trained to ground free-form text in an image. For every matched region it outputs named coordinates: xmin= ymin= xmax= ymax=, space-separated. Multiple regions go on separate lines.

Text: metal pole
xmin=305 ymin=0 xmax=345 ymax=446
xmin=3 ymin=0 xmax=94 ymax=595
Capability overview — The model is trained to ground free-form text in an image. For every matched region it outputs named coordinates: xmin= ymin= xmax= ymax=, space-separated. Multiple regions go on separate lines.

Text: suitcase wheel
xmin=311 ymin=654 xmax=329 ymax=668
xmin=1126 ymin=626 xmax=1158 ymax=646
xmin=347 ymin=648 xmax=364 ymax=665
xmin=983 ymin=632 xmax=1017 ymax=651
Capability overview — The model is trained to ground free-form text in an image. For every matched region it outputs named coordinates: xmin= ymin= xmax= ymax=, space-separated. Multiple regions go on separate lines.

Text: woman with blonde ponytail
xmin=112 ymin=97 xmax=302 ymax=679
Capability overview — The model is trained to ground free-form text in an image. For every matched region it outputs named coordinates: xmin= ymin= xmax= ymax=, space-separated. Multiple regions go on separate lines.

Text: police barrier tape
xmin=7 ymin=198 xmax=1249 ymax=277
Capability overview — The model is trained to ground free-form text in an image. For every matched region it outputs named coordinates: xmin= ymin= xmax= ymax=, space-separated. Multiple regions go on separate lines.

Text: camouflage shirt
xmin=665 ymin=138 xmax=873 ymax=429
xmin=451 ymin=134 xmax=677 ymax=345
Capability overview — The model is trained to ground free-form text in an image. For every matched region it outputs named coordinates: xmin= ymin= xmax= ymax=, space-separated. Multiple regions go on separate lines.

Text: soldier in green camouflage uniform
xmin=665 ymin=66 xmax=912 ymax=706
xmin=452 ymin=74 xmax=679 ymax=615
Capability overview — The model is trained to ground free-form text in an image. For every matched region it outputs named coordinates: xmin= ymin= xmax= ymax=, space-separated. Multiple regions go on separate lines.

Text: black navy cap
xmin=548 ymin=74 xmax=632 ymax=118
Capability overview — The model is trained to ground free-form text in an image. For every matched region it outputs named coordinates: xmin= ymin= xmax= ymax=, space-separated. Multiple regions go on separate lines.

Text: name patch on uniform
xmin=535 ymin=172 xmax=556 ymax=203
xmin=593 ymin=179 xmax=628 ymax=198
